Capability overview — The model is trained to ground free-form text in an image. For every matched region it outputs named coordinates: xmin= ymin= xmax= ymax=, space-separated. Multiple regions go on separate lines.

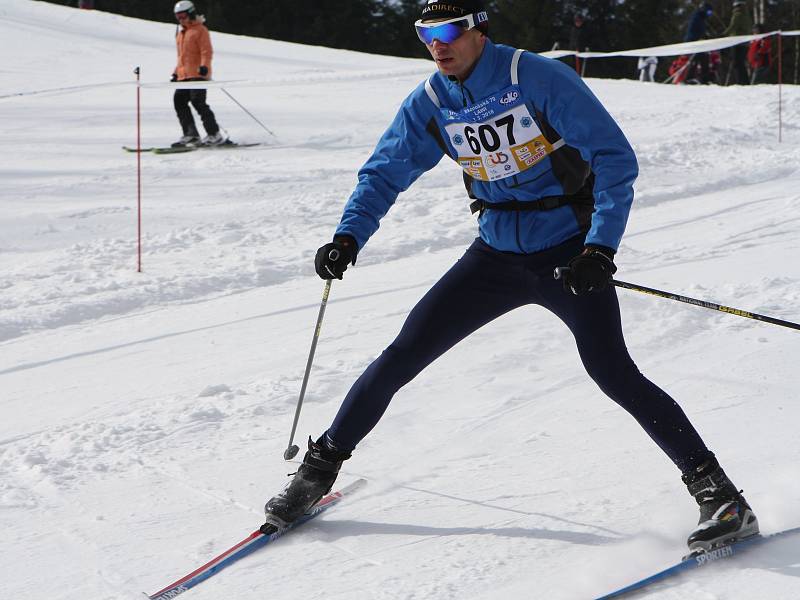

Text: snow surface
xmin=2 ymin=1 xmax=800 ymax=599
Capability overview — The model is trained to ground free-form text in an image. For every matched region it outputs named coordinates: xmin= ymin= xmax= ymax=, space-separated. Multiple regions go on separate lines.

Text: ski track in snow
xmin=2 ymin=2 xmax=800 ymax=599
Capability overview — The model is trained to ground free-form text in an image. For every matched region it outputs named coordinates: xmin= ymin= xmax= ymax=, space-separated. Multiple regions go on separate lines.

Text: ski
xmin=595 ymin=526 xmax=800 ymax=599
xmin=153 ymin=142 xmax=262 ymax=154
xmin=145 ymin=478 xmax=366 ymax=600
xmin=123 ymin=142 xmax=262 ymax=154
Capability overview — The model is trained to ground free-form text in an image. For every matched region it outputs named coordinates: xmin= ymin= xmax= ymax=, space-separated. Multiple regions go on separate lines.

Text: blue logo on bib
xmin=520 ymin=116 xmax=533 ymax=128
xmin=453 ymin=134 xmax=464 ymax=146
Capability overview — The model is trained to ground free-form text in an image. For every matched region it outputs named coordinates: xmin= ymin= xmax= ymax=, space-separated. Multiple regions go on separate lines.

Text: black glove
xmin=560 ymin=245 xmax=617 ymax=295
xmin=314 ymin=235 xmax=358 ymax=280
xmin=198 ymin=65 xmax=209 ymax=77
xmin=170 ymin=73 xmax=178 ymax=82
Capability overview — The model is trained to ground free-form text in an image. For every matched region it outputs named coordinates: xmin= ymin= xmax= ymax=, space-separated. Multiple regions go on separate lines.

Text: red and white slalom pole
xmin=134 ymin=66 xmax=143 ymax=272
xmin=778 ymin=32 xmax=783 ymax=143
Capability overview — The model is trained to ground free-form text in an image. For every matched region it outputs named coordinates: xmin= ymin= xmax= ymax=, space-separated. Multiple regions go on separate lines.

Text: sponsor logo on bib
xmin=499 ymin=90 xmax=518 ymax=105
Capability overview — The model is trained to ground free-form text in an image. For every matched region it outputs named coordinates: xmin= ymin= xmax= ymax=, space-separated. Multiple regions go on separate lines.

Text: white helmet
xmin=174 ymin=1 xmax=195 ymax=15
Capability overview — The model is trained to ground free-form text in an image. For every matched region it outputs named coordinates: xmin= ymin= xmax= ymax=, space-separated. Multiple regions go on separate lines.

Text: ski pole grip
xmin=553 ymin=266 xmax=571 ymax=280
xmin=328 ymin=248 xmax=340 ymax=261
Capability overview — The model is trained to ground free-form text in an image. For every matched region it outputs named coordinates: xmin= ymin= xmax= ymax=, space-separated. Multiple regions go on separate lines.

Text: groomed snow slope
xmin=2 ymin=2 xmax=800 ymax=599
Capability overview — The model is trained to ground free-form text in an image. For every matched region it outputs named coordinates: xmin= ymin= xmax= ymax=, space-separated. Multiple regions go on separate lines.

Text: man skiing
xmin=263 ymin=0 xmax=759 ymax=554
xmin=170 ymin=1 xmax=227 ymax=147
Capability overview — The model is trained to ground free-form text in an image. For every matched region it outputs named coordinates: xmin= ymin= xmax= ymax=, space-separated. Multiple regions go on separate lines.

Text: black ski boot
xmin=262 ymin=435 xmax=351 ymax=531
xmin=682 ymin=456 xmax=759 ymax=554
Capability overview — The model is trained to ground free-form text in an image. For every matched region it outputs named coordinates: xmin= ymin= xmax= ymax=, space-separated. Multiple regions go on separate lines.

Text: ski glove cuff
xmin=314 ymin=235 xmax=358 ymax=280
xmin=562 ymin=245 xmax=617 ymax=296
xmin=170 ymin=73 xmax=178 ymax=82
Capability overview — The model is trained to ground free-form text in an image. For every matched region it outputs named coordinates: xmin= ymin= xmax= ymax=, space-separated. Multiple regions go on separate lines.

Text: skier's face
xmin=425 ymin=29 xmax=486 ymax=81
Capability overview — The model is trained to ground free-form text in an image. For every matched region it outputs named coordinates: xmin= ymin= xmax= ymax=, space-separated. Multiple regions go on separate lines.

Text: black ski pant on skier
xmin=173 ymin=87 xmax=219 ymax=137
xmin=266 ymin=233 xmax=758 ymax=551
xmin=325 ymin=234 xmax=710 ymax=472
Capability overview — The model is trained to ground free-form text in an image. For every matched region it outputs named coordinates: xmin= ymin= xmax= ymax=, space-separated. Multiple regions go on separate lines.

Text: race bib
xmin=441 ymin=85 xmax=554 ymax=182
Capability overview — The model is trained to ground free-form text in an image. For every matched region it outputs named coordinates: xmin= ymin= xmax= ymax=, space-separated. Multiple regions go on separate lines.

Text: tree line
xmin=51 ymin=0 xmax=800 ymax=83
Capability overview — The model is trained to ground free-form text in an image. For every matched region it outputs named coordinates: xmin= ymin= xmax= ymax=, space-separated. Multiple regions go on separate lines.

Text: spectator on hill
xmin=684 ymin=1 xmax=714 ymax=84
xmin=747 ymin=23 xmax=772 ymax=84
xmin=637 ymin=56 xmax=658 ymax=82
xmin=722 ymin=0 xmax=754 ymax=85
xmin=685 ymin=1 xmax=714 ymax=42
xmin=569 ymin=14 xmax=590 ymax=76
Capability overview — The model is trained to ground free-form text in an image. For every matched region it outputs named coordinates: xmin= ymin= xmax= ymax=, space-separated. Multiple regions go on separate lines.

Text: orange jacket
xmin=174 ymin=19 xmax=213 ymax=81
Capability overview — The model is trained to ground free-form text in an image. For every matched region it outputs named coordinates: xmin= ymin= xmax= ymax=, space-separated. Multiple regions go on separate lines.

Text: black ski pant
xmin=173 ymin=88 xmax=219 ymax=137
xmin=692 ymin=52 xmax=711 ymax=84
xmin=326 ymin=235 xmax=710 ymax=474
xmin=730 ymin=45 xmax=750 ymax=86
xmin=751 ymin=66 xmax=770 ymax=85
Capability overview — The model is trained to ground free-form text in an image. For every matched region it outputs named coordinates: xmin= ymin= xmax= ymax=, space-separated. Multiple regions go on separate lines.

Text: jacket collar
xmin=181 ymin=19 xmax=201 ymax=31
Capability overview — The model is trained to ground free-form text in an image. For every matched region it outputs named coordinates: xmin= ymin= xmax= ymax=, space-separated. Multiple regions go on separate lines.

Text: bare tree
xmin=754 ymin=0 xmax=766 ymax=24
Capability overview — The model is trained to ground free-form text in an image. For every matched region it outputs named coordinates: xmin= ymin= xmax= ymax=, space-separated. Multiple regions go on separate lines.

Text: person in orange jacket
xmin=170 ymin=1 xmax=227 ymax=147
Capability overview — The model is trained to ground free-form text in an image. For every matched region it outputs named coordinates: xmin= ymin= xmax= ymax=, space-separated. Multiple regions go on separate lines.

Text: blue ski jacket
xmin=685 ymin=6 xmax=712 ymax=42
xmin=335 ymin=39 xmax=638 ymax=254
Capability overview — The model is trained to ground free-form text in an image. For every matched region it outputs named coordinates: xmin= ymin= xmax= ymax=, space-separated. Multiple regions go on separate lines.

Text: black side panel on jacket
xmin=535 ymin=109 xmax=595 ymax=231
xmin=535 ymin=109 xmax=592 ymax=196
xmin=426 ymin=116 xmax=449 ymax=156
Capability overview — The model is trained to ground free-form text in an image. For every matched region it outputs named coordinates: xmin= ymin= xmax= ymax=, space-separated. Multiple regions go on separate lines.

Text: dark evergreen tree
xmin=36 ymin=0 xmax=800 ymax=83
xmin=488 ymin=0 xmax=562 ymax=52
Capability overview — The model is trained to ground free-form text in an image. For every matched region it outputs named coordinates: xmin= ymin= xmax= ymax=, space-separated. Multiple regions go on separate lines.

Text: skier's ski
xmin=150 ymin=146 xmax=195 ymax=154
xmin=153 ymin=142 xmax=263 ymax=154
xmin=123 ymin=142 xmax=262 ymax=154
xmin=595 ymin=526 xmax=800 ymax=599
xmin=145 ymin=478 xmax=366 ymax=600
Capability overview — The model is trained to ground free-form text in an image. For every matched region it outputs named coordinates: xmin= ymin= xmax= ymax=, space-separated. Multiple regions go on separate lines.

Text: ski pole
xmin=220 ymin=87 xmax=277 ymax=138
xmin=283 ymin=272 xmax=335 ymax=460
xmin=553 ymin=267 xmax=800 ymax=332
